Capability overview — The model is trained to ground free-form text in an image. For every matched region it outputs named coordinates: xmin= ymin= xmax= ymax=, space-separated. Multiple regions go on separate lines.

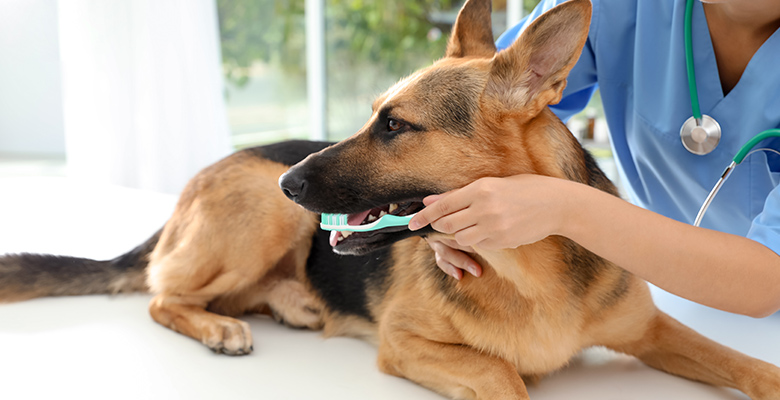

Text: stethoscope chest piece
xmin=680 ymin=114 xmax=721 ymax=155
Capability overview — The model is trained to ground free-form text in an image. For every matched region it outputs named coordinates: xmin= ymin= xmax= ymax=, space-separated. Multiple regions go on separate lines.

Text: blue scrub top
xmin=497 ymin=0 xmax=780 ymax=255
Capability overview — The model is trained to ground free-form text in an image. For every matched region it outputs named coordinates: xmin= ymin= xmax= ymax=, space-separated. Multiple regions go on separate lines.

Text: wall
xmin=0 ymin=0 xmax=65 ymax=155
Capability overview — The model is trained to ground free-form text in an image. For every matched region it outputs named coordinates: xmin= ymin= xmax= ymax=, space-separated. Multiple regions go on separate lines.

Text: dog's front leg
xmin=376 ymin=328 xmax=529 ymax=400
xmin=149 ymin=293 xmax=253 ymax=355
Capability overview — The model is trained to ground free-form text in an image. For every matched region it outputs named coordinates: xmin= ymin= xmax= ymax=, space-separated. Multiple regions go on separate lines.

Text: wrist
xmin=505 ymin=174 xmax=588 ymax=242
xmin=552 ymin=179 xmax=600 ymax=241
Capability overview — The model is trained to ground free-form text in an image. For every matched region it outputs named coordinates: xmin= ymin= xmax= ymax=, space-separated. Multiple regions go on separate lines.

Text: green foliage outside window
xmin=218 ymin=0 xmax=455 ymax=87
xmin=217 ymin=0 xmax=307 ymax=87
xmin=217 ymin=0 xmax=541 ymax=88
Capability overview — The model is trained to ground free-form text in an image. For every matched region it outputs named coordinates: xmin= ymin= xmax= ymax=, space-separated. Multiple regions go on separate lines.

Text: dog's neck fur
xmin=466 ymin=107 xmax=619 ymax=299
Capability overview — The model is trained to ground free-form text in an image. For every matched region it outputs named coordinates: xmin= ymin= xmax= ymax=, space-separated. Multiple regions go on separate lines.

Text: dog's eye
xmin=387 ymin=119 xmax=404 ymax=132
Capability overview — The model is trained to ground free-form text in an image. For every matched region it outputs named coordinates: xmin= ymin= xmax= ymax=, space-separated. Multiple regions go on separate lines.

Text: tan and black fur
xmin=2 ymin=0 xmax=780 ymax=398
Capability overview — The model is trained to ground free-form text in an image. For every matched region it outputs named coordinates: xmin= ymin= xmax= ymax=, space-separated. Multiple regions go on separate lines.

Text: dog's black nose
xmin=279 ymin=171 xmax=307 ymax=202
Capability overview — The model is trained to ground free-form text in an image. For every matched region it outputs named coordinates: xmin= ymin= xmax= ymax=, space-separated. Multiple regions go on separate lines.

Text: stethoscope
xmin=681 ymin=0 xmax=780 ymax=226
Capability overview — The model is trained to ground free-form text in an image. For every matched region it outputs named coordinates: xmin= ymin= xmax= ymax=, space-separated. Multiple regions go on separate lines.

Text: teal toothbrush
xmin=320 ymin=212 xmax=418 ymax=232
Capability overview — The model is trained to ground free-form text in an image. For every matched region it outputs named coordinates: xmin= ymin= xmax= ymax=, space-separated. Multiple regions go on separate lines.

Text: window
xmin=217 ymin=0 xmax=542 ymax=147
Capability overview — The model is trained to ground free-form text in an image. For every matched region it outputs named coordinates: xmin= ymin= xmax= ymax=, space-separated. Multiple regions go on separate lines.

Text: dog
xmin=2 ymin=0 xmax=780 ymax=398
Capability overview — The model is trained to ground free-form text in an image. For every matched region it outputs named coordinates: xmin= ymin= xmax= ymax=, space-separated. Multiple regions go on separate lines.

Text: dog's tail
xmin=0 ymin=229 xmax=161 ymax=303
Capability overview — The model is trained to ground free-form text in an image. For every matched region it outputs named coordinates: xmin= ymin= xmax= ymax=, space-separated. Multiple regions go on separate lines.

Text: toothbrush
xmin=320 ymin=212 xmax=418 ymax=232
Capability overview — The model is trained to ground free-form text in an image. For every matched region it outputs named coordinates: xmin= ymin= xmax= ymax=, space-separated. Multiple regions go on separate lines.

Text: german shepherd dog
xmin=2 ymin=0 xmax=779 ymax=398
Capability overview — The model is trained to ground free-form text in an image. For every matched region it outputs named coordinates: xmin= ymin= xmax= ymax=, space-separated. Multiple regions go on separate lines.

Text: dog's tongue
xmin=348 ymin=210 xmax=371 ymax=226
xmin=329 ymin=210 xmax=371 ymax=247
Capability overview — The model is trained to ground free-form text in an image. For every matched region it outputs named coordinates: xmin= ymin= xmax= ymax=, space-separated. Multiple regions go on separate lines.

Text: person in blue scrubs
xmin=408 ymin=0 xmax=780 ymax=317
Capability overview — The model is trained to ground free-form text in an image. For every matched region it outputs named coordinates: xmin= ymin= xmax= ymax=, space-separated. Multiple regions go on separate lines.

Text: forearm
xmin=558 ymin=181 xmax=780 ymax=317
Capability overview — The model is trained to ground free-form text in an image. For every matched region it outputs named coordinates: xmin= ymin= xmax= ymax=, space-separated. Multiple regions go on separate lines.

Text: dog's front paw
xmin=201 ymin=316 xmax=253 ymax=355
xmin=267 ymin=279 xmax=325 ymax=330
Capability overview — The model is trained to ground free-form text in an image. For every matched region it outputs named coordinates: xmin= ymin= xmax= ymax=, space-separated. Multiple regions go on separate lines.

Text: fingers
xmin=452 ymin=225 xmax=490 ymax=249
xmin=422 ymin=194 xmax=444 ymax=206
xmin=409 ymin=187 xmax=488 ymax=249
xmin=433 ymin=237 xmax=476 ymax=253
xmin=426 ymin=238 xmax=483 ymax=279
xmin=409 ymin=191 xmax=469 ymax=231
xmin=429 ymin=211 xmax=477 ymax=236
xmin=437 ymin=257 xmax=464 ymax=281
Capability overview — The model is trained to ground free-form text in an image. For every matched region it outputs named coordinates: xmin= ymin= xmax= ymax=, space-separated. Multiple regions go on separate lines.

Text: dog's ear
xmin=485 ymin=0 xmax=591 ymax=116
xmin=445 ymin=0 xmax=497 ymax=58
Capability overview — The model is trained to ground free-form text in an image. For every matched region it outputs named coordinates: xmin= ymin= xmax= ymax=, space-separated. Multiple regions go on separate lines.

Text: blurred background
xmin=0 ymin=0 xmax=609 ymax=194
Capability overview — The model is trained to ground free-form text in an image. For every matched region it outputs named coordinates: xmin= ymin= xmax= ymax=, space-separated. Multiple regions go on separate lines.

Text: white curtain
xmin=58 ymin=0 xmax=232 ymax=194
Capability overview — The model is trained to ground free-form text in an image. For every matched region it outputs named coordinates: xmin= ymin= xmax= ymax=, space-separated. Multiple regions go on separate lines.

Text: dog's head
xmin=280 ymin=0 xmax=591 ymax=255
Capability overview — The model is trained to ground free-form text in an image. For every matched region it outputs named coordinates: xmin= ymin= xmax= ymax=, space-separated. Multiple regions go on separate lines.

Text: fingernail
xmin=409 ymin=220 xmax=421 ymax=231
xmin=466 ymin=264 xmax=480 ymax=277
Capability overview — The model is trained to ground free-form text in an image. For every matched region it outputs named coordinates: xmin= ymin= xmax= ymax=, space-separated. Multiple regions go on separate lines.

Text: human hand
xmin=409 ymin=174 xmax=572 ymax=250
xmin=424 ymin=237 xmax=482 ymax=280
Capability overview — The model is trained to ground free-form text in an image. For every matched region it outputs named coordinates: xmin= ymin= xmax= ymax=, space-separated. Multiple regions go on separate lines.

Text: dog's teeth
xmin=367 ymin=214 xmax=377 ymax=222
xmin=379 ymin=210 xmax=387 ymax=217
xmin=337 ymin=235 xmax=344 ymax=242
xmin=388 ymin=203 xmax=398 ymax=213
xmin=341 ymin=231 xmax=352 ymax=239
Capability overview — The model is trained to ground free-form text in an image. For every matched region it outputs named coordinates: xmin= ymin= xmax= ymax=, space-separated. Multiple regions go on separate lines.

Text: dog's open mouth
xmin=328 ymin=200 xmax=425 ymax=247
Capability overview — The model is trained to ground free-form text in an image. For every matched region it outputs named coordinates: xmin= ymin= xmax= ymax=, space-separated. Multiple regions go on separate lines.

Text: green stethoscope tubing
xmin=693 ymin=129 xmax=780 ymax=227
xmin=685 ymin=0 xmax=780 ymax=226
xmin=684 ymin=0 xmax=702 ymax=121
xmin=732 ymin=129 xmax=780 ymax=165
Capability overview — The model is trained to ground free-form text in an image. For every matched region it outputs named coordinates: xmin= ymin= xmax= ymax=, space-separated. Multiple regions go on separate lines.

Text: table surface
xmin=0 ymin=176 xmax=778 ymax=400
